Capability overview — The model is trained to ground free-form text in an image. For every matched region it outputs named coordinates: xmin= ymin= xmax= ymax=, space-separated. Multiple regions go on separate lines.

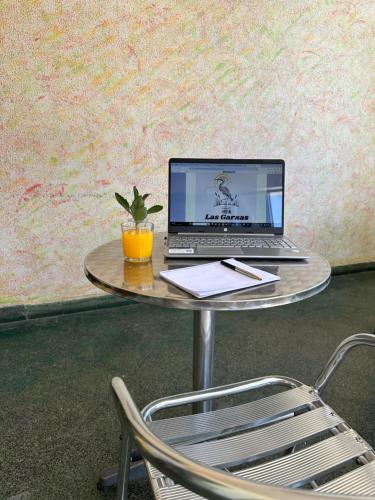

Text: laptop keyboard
xmin=169 ymin=236 xmax=295 ymax=249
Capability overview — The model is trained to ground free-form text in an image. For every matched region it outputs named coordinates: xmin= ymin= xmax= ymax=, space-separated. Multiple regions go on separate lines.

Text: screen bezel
xmin=168 ymin=158 xmax=285 ymax=235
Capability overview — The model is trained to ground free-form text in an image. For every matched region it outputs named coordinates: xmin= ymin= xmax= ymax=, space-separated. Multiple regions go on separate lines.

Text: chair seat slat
xmin=316 ymin=461 xmax=375 ymax=496
xmin=237 ymin=430 xmax=371 ymax=487
xmin=152 ymin=430 xmax=371 ymax=499
xmin=175 ymin=406 xmax=343 ymax=469
xmin=149 ymin=406 xmax=344 ymax=482
xmin=148 ymin=385 xmax=316 ymax=445
xmin=156 ymin=485 xmax=202 ymax=500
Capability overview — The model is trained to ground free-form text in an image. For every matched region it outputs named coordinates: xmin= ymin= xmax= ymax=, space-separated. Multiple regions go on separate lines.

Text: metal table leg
xmin=193 ymin=310 xmax=215 ymax=413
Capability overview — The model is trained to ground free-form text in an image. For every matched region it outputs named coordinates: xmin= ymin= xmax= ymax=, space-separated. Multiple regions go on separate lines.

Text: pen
xmin=220 ymin=260 xmax=262 ymax=281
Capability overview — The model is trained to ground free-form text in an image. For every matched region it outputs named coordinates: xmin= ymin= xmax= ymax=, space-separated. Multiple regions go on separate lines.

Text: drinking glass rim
xmin=121 ymin=221 xmax=154 ymax=229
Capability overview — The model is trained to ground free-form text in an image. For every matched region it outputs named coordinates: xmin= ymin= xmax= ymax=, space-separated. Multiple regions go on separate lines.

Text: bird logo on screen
xmin=214 ymin=174 xmax=239 ymax=213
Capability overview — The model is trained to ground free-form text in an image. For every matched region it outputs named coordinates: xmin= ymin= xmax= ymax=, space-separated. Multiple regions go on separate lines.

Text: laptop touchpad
xmin=197 ymin=247 xmax=244 ymax=256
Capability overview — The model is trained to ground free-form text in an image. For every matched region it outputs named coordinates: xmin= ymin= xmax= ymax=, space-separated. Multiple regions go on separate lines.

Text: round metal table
xmin=85 ymin=233 xmax=331 ymax=413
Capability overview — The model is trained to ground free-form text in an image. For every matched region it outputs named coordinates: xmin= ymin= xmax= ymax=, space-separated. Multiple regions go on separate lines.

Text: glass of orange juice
xmin=121 ymin=221 xmax=154 ymax=262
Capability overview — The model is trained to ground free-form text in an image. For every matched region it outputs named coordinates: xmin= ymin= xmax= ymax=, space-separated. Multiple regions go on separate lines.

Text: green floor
xmin=1 ymin=270 xmax=375 ymax=500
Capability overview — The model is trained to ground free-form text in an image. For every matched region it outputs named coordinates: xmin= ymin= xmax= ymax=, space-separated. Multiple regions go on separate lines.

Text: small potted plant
xmin=115 ymin=187 xmax=163 ymax=262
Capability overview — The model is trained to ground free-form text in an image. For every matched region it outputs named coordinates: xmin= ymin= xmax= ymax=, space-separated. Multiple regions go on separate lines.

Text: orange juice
xmin=122 ymin=228 xmax=153 ymax=260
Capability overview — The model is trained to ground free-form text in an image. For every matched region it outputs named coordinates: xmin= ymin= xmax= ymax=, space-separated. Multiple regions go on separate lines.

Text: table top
xmin=84 ymin=233 xmax=331 ymax=311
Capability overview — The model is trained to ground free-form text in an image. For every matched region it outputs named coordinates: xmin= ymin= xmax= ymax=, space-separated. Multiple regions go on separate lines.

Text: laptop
xmin=164 ymin=158 xmax=308 ymax=260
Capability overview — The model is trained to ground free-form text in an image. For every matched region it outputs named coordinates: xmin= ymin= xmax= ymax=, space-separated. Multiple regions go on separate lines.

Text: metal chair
xmin=112 ymin=333 xmax=375 ymax=499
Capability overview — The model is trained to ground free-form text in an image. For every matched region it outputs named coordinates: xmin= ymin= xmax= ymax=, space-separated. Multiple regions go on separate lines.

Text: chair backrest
xmin=112 ymin=376 xmax=370 ymax=500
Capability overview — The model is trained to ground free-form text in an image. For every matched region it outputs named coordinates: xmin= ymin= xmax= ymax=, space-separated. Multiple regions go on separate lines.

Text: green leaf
xmin=133 ymin=206 xmax=147 ymax=223
xmin=133 ymin=196 xmax=145 ymax=209
xmin=115 ymin=186 xmax=163 ymax=222
xmin=115 ymin=193 xmax=130 ymax=213
xmin=147 ymin=204 xmax=163 ymax=214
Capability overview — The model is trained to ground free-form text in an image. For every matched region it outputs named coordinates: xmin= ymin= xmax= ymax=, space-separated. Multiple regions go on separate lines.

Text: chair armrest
xmin=314 ymin=333 xmax=375 ymax=394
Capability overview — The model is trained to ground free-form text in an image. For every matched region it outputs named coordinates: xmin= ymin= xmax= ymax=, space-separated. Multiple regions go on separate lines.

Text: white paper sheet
xmin=159 ymin=258 xmax=280 ymax=298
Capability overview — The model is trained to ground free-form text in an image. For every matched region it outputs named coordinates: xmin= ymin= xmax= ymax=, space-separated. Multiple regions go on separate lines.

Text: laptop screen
xmin=168 ymin=159 xmax=284 ymax=234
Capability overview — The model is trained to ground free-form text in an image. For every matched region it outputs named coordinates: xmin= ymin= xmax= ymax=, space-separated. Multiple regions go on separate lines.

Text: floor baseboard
xmin=0 ymin=295 xmax=133 ymax=328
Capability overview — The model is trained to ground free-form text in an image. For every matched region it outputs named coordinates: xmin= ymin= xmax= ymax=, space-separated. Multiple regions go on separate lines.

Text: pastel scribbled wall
xmin=1 ymin=0 xmax=374 ymax=305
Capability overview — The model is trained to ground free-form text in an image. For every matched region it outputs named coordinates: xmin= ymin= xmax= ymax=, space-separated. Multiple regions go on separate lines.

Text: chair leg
xmin=116 ymin=427 xmax=131 ymax=500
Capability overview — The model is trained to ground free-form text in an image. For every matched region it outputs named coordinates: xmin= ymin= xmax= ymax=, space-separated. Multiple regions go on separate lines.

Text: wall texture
xmin=1 ymin=0 xmax=374 ymax=305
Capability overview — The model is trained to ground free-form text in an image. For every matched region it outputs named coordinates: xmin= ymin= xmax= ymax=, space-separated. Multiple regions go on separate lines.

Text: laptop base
xmin=164 ymin=241 xmax=308 ymax=260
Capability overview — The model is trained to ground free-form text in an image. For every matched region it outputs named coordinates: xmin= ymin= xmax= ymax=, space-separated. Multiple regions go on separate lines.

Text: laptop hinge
xmin=176 ymin=232 xmax=277 ymax=236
